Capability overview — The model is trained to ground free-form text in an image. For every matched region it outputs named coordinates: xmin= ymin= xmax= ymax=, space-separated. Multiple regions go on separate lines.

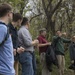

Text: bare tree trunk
xmin=46 ymin=18 xmax=55 ymax=38
xmin=42 ymin=0 xmax=62 ymax=37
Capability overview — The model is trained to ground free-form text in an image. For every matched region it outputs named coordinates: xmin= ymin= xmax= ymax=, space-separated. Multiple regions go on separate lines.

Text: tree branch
xmin=51 ymin=0 xmax=62 ymax=16
xmin=46 ymin=0 xmax=52 ymax=10
xmin=42 ymin=0 xmax=48 ymax=16
xmin=30 ymin=13 xmax=43 ymax=22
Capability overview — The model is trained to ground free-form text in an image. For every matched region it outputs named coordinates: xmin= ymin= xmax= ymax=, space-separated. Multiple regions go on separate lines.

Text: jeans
xmin=32 ymin=52 xmax=37 ymax=75
xmin=19 ymin=51 xmax=36 ymax=75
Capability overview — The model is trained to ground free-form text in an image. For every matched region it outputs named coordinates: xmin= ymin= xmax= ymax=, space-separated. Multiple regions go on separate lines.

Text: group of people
xmin=0 ymin=3 xmax=75 ymax=75
xmin=38 ymin=29 xmax=75 ymax=75
xmin=0 ymin=3 xmax=39 ymax=75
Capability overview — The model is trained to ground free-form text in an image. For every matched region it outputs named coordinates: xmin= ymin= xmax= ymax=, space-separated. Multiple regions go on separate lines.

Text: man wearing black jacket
xmin=69 ymin=36 xmax=75 ymax=73
xmin=8 ymin=13 xmax=25 ymax=75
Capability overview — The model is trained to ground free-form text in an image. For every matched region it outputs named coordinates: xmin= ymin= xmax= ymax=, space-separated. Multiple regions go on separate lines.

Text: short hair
xmin=21 ymin=17 xmax=28 ymax=25
xmin=39 ymin=28 xmax=46 ymax=34
xmin=0 ymin=3 xmax=12 ymax=17
xmin=72 ymin=36 xmax=75 ymax=39
xmin=13 ymin=13 xmax=23 ymax=22
xmin=56 ymin=30 xmax=61 ymax=33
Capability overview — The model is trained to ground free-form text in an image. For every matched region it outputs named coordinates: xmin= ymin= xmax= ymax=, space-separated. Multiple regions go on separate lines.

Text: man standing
xmin=0 ymin=3 xmax=15 ymax=75
xmin=8 ymin=13 xmax=25 ymax=75
xmin=52 ymin=30 xmax=71 ymax=75
xmin=18 ymin=17 xmax=39 ymax=75
xmin=37 ymin=28 xmax=51 ymax=75
xmin=69 ymin=36 xmax=75 ymax=73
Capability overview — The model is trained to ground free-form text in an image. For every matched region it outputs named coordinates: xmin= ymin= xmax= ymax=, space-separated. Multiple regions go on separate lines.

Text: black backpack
xmin=45 ymin=37 xmax=60 ymax=72
xmin=45 ymin=45 xmax=58 ymax=72
xmin=0 ymin=22 xmax=9 ymax=46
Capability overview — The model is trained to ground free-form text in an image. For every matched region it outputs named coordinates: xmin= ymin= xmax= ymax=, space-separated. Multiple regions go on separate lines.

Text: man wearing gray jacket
xmin=18 ymin=17 xmax=39 ymax=75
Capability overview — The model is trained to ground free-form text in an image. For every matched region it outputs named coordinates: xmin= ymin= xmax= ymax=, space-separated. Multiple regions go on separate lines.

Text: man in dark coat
xmin=69 ymin=36 xmax=75 ymax=73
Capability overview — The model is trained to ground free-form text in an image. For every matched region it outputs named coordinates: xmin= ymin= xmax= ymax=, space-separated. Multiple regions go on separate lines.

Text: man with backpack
xmin=52 ymin=30 xmax=71 ymax=75
xmin=0 ymin=3 xmax=15 ymax=75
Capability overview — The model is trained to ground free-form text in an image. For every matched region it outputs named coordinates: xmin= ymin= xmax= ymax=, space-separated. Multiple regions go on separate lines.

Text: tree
xmin=0 ymin=0 xmax=28 ymax=15
xmin=42 ymin=0 xmax=63 ymax=36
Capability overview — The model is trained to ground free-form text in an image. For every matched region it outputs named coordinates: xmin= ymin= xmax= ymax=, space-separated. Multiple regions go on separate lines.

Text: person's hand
xmin=34 ymin=40 xmax=39 ymax=45
xmin=13 ymin=49 xmax=16 ymax=56
xmin=32 ymin=39 xmax=39 ymax=46
xmin=34 ymin=40 xmax=39 ymax=43
xmin=17 ymin=47 xmax=25 ymax=54
xmin=71 ymin=60 xmax=74 ymax=64
xmin=62 ymin=32 xmax=67 ymax=36
xmin=46 ymin=42 xmax=51 ymax=45
xmin=58 ymin=33 xmax=62 ymax=37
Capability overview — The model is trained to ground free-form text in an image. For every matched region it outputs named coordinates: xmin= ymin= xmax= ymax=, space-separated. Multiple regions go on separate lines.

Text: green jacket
xmin=52 ymin=36 xmax=71 ymax=55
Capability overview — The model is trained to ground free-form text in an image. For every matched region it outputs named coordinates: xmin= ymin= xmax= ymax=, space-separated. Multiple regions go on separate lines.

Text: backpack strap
xmin=51 ymin=36 xmax=61 ymax=50
xmin=0 ymin=22 xmax=9 ymax=46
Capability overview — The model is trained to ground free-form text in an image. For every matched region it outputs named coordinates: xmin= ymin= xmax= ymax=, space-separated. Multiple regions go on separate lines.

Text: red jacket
xmin=37 ymin=35 xmax=48 ymax=54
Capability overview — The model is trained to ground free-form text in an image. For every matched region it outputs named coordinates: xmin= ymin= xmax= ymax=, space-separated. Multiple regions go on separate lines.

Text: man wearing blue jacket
xmin=0 ymin=3 xmax=15 ymax=75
